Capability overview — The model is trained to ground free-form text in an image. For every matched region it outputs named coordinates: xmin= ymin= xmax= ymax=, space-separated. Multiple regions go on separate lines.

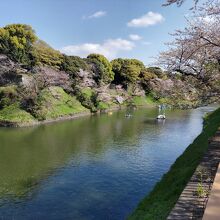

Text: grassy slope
xmin=0 ymin=86 xmax=36 ymax=124
xmin=133 ymin=95 xmax=156 ymax=107
xmin=35 ymin=86 xmax=89 ymax=120
xmin=0 ymin=103 xmax=36 ymax=123
xmin=129 ymin=107 xmax=220 ymax=220
xmin=0 ymin=86 xmax=90 ymax=124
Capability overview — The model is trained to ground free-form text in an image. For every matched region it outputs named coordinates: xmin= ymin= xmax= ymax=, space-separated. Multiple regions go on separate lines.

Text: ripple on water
xmin=0 ymin=106 xmax=218 ymax=220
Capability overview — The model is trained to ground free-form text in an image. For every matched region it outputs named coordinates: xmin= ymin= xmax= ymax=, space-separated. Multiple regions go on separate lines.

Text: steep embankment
xmin=128 ymin=107 xmax=220 ymax=220
xmin=0 ymin=56 xmax=214 ymax=127
xmin=0 ymin=54 xmax=155 ymax=127
xmin=0 ymin=24 xmax=218 ymax=127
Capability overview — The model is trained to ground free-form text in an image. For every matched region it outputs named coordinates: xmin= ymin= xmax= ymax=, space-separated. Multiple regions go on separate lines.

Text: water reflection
xmin=0 ymin=109 xmax=155 ymax=198
xmin=0 ymin=106 xmax=217 ymax=219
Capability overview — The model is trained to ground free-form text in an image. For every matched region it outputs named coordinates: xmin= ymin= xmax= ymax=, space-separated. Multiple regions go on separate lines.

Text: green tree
xmin=0 ymin=24 xmax=37 ymax=66
xmin=33 ymin=40 xmax=64 ymax=69
xmin=139 ymin=69 xmax=157 ymax=92
xmin=111 ymin=58 xmax=145 ymax=86
xmin=111 ymin=58 xmax=125 ymax=84
xmin=87 ymin=54 xmax=114 ymax=84
xmin=146 ymin=67 xmax=164 ymax=78
xmin=61 ymin=55 xmax=89 ymax=77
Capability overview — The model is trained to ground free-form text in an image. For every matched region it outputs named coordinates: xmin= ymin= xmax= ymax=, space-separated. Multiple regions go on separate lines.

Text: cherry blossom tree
xmin=159 ymin=0 xmax=220 ymax=80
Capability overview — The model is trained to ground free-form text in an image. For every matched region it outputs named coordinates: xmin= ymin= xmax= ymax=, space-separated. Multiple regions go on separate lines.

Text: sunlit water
xmin=0 ymin=106 xmax=217 ymax=219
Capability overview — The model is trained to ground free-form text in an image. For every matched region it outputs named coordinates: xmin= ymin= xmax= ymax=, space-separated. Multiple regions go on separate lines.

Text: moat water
xmin=0 ymin=106 xmax=216 ymax=219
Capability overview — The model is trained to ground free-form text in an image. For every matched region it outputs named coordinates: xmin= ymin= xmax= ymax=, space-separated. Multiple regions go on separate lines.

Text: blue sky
xmin=0 ymin=0 xmax=193 ymax=64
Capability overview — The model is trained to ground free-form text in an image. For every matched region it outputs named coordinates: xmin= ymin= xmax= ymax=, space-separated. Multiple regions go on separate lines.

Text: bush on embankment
xmin=128 ymin=107 xmax=220 ymax=220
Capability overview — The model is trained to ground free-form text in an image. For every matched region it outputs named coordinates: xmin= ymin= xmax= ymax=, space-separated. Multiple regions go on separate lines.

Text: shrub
xmin=97 ymin=101 xmax=109 ymax=110
xmin=74 ymin=86 xmax=97 ymax=112
xmin=0 ymin=86 xmax=18 ymax=109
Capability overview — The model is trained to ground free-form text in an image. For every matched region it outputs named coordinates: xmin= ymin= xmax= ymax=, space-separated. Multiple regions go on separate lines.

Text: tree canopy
xmin=0 ymin=23 xmax=171 ymax=91
xmin=33 ymin=40 xmax=63 ymax=69
xmin=111 ymin=58 xmax=145 ymax=85
xmin=87 ymin=54 xmax=114 ymax=84
xmin=159 ymin=0 xmax=220 ymax=82
xmin=61 ymin=55 xmax=89 ymax=76
xmin=0 ymin=24 xmax=37 ymax=66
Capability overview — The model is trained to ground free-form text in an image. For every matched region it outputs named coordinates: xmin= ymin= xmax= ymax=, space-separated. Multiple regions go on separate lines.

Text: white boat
xmin=156 ymin=105 xmax=166 ymax=119
xmin=156 ymin=114 xmax=166 ymax=119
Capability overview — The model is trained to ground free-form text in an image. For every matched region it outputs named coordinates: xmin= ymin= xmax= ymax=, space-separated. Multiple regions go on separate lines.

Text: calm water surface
xmin=0 ymin=106 xmax=217 ymax=219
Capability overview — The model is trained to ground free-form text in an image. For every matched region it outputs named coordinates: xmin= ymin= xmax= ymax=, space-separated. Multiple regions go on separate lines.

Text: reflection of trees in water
xmin=0 ymin=109 xmax=157 ymax=199
xmin=0 ymin=107 xmax=191 ymax=199
xmin=0 ymin=106 xmax=195 ymax=200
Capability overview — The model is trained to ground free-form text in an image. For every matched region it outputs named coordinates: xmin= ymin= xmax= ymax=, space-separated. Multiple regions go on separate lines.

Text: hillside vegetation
xmin=0 ymin=24 xmax=219 ymax=126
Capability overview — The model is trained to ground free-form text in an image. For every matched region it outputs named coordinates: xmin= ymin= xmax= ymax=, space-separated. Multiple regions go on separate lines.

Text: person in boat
xmin=157 ymin=104 xmax=166 ymax=119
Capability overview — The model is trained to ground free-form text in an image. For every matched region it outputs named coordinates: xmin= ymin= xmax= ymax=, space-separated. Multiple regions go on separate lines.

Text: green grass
xmin=133 ymin=95 xmax=156 ymax=106
xmin=98 ymin=101 xmax=119 ymax=111
xmin=0 ymin=85 xmax=17 ymax=94
xmin=129 ymin=107 xmax=220 ymax=220
xmin=97 ymin=101 xmax=109 ymax=110
xmin=0 ymin=103 xmax=36 ymax=123
xmin=35 ymin=86 xmax=89 ymax=120
xmin=81 ymin=87 xmax=94 ymax=98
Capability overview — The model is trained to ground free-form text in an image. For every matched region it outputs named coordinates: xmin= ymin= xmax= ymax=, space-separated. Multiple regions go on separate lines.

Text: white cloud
xmin=83 ymin=11 xmax=107 ymax=19
xmin=60 ymin=38 xmax=135 ymax=59
xmin=129 ymin=34 xmax=142 ymax=41
xmin=127 ymin=11 xmax=164 ymax=27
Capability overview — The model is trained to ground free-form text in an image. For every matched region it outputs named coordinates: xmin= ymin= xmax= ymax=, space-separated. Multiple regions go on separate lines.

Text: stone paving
xmin=167 ymin=128 xmax=220 ymax=220
xmin=203 ymin=163 xmax=220 ymax=220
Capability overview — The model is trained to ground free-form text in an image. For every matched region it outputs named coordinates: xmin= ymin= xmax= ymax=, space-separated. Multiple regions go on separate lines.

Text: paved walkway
xmin=203 ymin=163 xmax=220 ymax=220
xmin=167 ymin=128 xmax=220 ymax=219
